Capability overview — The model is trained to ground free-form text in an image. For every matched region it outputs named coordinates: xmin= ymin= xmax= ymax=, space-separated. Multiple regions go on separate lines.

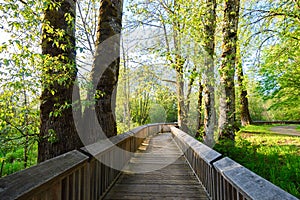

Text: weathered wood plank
xmin=0 ymin=150 xmax=89 ymax=200
xmin=213 ymin=157 xmax=299 ymax=200
xmin=104 ymin=133 xmax=209 ymax=200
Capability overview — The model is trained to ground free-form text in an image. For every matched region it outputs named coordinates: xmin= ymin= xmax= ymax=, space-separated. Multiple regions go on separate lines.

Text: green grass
xmin=239 ymin=124 xmax=276 ymax=134
xmin=214 ymin=126 xmax=300 ymax=198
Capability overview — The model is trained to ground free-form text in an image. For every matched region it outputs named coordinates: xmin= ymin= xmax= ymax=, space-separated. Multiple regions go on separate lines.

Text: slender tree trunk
xmin=122 ymin=38 xmax=131 ymax=130
xmin=186 ymin=66 xmax=196 ymax=114
xmin=22 ymin=87 xmax=29 ymax=168
xmin=175 ymin=55 xmax=189 ymax=133
xmin=161 ymin=0 xmax=188 ymax=132
xmin=174 ymin=1 xmax=188 ymax=132
xmin=237 ymin=62 xmax=252 ymax=126
xmin=39 ymin=0 xmax=83 ymax=162
xmin=203 ymin=0 xmax=217 ymax=147
xmin=0 ymin=160 xmax=4 ymax=177
xmin=218 ymin=0 xmax=241 ymax=140
xmin=126 ymin=66 xmax=131 ymax=129
xmin=195 ymin=81 xmax=204 ymax=138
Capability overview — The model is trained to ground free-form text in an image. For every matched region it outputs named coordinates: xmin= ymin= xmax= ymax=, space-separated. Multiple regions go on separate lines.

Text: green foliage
xmin=149 ymin=104 xmax=166 ymax=123
xmin=0 ymin=0 xmax=74 ymax=175
xmin=154 ymin=87 xmax=177 ymax=123
xmin=116 ymin=62 xmax=178 ymax=132
xmin=0 ymin=143 xmax=37 ymax=177
xmin=214 ymin=128 xmax=300 ymax=198
xmin=243 ymin=0 xmax=300 ymax=120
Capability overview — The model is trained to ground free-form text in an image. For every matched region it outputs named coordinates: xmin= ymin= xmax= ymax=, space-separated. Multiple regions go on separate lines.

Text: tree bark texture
xmin=218 ymin=0 xmax=241 ymax=140
xmin=85 ymin=0 xmax=123 ymax=140
xmin=237 ymin=62 xmax=252 ymax=126
xmin=175 ymin=55 xmax=189 ymax=133
xmin=203 ymin=0 xmax=217 ymax=147
xmin=39 ymin=0 xmax=83 ymax=162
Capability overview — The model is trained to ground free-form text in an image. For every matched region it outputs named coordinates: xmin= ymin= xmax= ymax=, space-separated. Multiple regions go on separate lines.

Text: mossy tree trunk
xmin=38 ymin=0 xmax=83 ymax=162
xmin=195 ymin=81 xmax=204 ymax=138
xmin=218 ymin=0 xmax=241 ymax=140
xmin=237 ymin=62 xmax=252 ymax=126
xmin=203 ymin=0 xmax=217 ymax=147
xmin=85 ymin=0 xmax=123 ymax=140
xmin=175 ymin=54 xmax=189 ymax=133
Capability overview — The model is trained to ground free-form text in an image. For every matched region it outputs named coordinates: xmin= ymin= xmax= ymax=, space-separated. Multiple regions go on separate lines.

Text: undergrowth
xmin=214 ymin=126 xmax=300 ymax=198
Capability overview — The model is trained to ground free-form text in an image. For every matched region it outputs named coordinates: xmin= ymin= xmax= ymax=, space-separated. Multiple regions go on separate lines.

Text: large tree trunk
xmin=202 ymin=0 xmax=217 ymax=147
xmin=84 ymin=0 xmax=123 ymax=140
xmin=237 ymin=62 xmax=252 ymax=126
xmin=38 ymin=0 xmax=83 ymax=162
xmin=218 ymin=0 xmax=241 ymax=140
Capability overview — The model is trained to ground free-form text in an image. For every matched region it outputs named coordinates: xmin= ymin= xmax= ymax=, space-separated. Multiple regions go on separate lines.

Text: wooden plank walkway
xmin=104 ymin=133 xmax=209 ymax=199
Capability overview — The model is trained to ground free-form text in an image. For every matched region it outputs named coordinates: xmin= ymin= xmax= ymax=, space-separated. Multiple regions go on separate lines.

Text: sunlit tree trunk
xmin=39 ymin=0 xmax=83 ymax=162
xmin=218 ymin=0 xmax=241 ymax=140
xmin=173 ymin=1 xmax=189 ymax=133
xmin=175 ymin=54 xmax=189 ymax=133
xmin=122 ymin=39 xmax=131 ymax=130
xmin=203 ymin=0 xmax=217 ymax=147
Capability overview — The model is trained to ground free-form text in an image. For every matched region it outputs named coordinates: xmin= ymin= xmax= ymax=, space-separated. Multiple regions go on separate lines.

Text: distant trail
xmin=269 ymin=126 xmax=300 ymax=137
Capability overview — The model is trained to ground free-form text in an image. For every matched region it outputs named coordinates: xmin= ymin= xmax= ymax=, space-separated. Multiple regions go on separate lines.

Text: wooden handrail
xmin=0 ymin=123 xmax=175 ymax=200
xmin=1 ymin=123 xmax=297 ymax=200
xmin=170 ymin=126 xmax=299 ymax=200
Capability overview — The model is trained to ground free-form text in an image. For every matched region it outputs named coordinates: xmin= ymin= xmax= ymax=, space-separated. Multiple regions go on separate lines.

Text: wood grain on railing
xmin=170 ymin=126 xmax=299 ymax=200
xmin=170 ymin=126 xmax=222 ymax=199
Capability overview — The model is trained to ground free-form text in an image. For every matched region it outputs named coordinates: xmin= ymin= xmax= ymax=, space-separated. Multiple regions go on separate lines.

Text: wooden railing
xmin=0 ymin=123 xmax=173 ymax=200
xmin=170 ymin=126 xmax=298 ymax=200
xmin=0 ymin=123 xmax=298 ymax=200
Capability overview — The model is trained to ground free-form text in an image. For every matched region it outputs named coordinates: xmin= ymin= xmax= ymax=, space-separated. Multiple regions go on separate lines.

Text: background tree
xmin=127 ymin=0 xmax=194 ymax=132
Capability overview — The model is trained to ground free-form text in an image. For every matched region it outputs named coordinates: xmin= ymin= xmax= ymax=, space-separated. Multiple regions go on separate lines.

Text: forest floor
xmin=270 ymin=126 xmax=300 ymax=137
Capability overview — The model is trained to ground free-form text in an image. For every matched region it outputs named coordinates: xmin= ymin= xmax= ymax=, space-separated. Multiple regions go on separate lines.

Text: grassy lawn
xmin=214 ymin=125 xmax=300 ymax=198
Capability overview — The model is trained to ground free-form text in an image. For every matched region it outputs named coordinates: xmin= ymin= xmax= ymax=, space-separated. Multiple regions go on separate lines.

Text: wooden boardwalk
xmin=104 ymin=133 xmax=209 ymax=200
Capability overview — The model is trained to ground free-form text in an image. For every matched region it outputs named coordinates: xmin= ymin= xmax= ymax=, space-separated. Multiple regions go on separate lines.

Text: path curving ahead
xmin=269 ymin=126 xmax=300 ymax=137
